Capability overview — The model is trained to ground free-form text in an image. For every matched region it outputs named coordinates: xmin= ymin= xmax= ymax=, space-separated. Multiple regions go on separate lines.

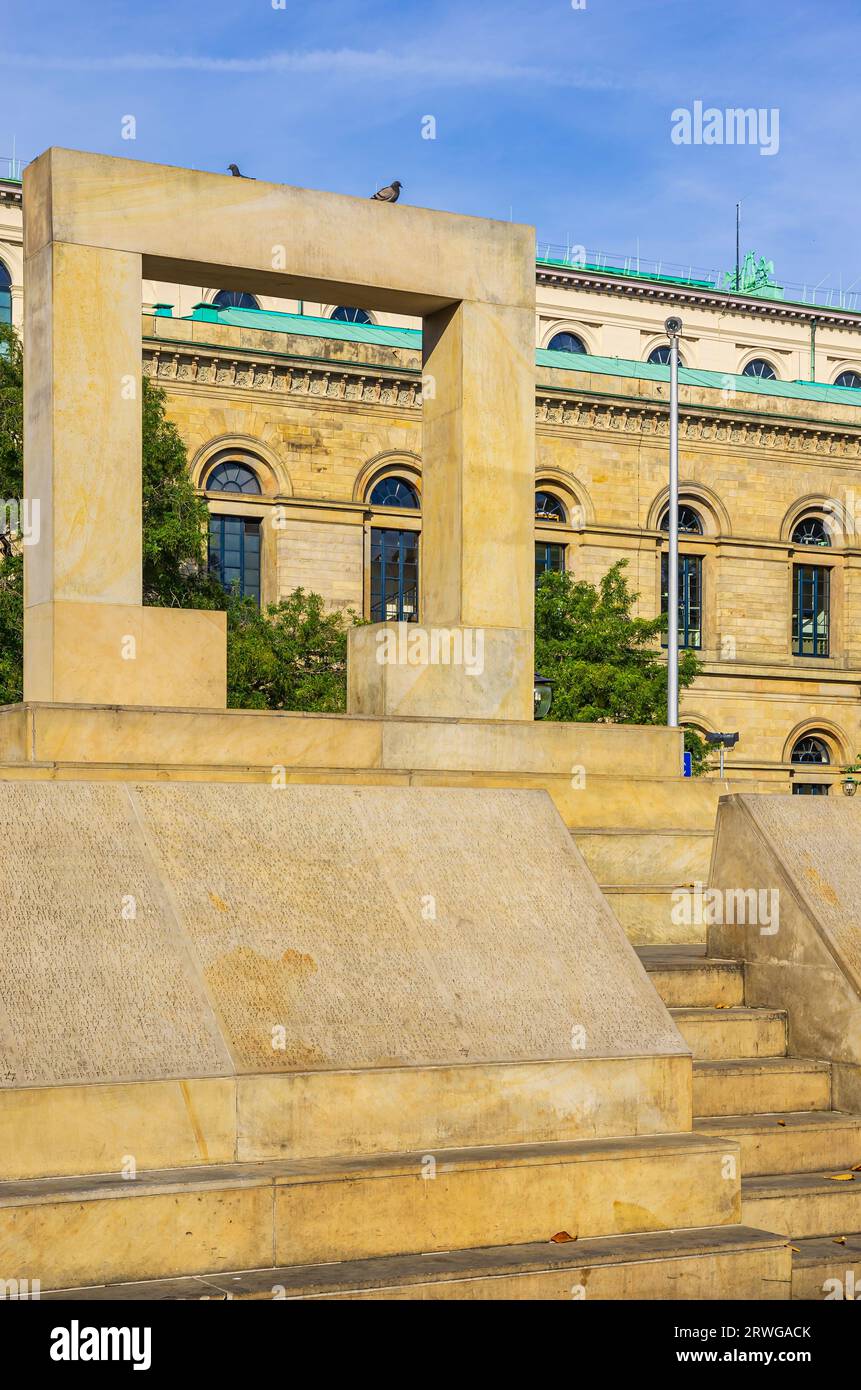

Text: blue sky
xmin=2 ymin=0 xmax=860 ymax=294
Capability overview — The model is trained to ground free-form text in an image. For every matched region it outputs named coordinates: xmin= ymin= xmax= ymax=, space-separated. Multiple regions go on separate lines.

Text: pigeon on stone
xmin=370 ymin=180 xmax=402 ymax=203
xmin=228 ymin=163 xmax=255 ymax=179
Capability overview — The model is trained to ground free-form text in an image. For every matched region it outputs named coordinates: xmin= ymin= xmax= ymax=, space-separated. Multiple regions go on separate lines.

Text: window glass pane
xmin=370 ymin=527 xmax=420 ymax=622
xmin=208 ymin=515 xmax=261 ymax=605
xmin=792 ymin=564 xmax=829 ymax=657
xmin=535 ymin=541 xmax=566 ymax=582
xmin=661 ymin=553 xmax=702 ymax=649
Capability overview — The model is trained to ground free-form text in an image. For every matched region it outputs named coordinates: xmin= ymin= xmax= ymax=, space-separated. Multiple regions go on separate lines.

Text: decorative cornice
xmin=536 ymin=265 xmax=861 ymax=331
xmin=143 ymin=342 xmax=420 ymax=409
xmin=143 ymin=340 xmax=861 ymax=457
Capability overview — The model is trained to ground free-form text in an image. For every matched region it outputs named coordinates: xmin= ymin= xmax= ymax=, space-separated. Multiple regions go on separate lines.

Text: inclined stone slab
xmin=0 ymin=781 xmax=685 ymax=1086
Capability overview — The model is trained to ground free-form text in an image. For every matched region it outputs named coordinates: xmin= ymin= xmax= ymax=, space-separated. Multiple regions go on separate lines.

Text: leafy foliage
xmin=535 ymin=561 xmax=708 ymax=773
xmin=140 ymin=378 xmax=225 ymax=611
xmin=225 ymin=588 xmax=357 ymax=711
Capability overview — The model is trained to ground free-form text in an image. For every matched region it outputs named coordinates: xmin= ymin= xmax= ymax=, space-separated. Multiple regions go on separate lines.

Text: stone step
xmin=790 ymin=1232 xmax=861 ymax=1300
xmin=672 ymin=1007 xmax=786 ymax=1061
xmin=38 ymin=1225 xmax=792 ymax=1302
xmin=743 ymin=1171 xmax=861 ymax=1239
xmin=603 ymin=887 xmax=703 ymax=946
xmin=694 ymin=1059 xmax=831 ymax=1117
xmin=695 ymin=1111 xmax=861 ymax=1176
xmin=637 ymin=946 xmax=745 ymax=1008
xmin=0 ymin=1133 xmax=741 ymax=1291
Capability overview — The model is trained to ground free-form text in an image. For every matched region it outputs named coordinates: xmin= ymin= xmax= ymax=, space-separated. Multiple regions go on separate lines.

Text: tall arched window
xmin=791 ymin=735 xmax=831 ymax=794
xmin=367 ymin=475 xmax=420 ymax=622
xmin=212 ymin=290 xmax=260 ymax=310
xmin=0 ymin=262 xmax=11 ymax=326
xmin=547 ymin=331 xmax=587 ymax=354
xmin=660 ymin=505 xmax=703 ymax=649
xmin=205 ymin=461 xmax=262 ymax=604
xmin=534 ymin=491 xmax=568 ymax=583
xmin=742 ymin=358 xmax=777 ymax=380
xmin=332 ymin=306 xmax=373 ymax=324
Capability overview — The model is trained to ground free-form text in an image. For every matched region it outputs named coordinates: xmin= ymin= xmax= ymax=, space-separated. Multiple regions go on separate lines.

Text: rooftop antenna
xmin=735 ymin=202 xmax=740 ymax=293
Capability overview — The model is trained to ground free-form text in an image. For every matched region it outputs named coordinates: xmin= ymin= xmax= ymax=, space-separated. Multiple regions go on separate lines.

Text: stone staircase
xmin=640 ymin=945 xmax=861 ymax=1300
xmin=2 ymin=1106 xmax=790 ymax=1301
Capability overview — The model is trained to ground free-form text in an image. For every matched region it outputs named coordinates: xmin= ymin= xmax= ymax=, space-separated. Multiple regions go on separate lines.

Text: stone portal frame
xmin=24 ymin=148 xmax=536 ymax=715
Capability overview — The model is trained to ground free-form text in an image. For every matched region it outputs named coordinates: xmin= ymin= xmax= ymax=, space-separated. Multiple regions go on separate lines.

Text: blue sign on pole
xmin=683 ymin=751 xmax=693 ymax=778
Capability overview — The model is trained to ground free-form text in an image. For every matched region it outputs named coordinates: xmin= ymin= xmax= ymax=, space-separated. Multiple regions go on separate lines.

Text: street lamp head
xmin=665 ymin=315 xmax=683 ymax=337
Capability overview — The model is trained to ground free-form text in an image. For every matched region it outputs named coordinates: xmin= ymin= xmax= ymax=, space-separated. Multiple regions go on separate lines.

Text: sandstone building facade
xmin=4 ymin=163 xmax=861 ymax=789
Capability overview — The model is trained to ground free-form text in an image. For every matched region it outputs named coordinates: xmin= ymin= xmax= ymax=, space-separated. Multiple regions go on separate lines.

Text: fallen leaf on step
xmin=715 ymin=1004 xmax=730 ymax=1010
xmin=828 ymin=1173 xmax=856 ymax=1181
xmin=550 ymin=1231 xmax=576 ymax=1243
xmin=777 ymin=1119 xmax=786 ymax=1127
xmin=788 ymin=1245 xmax=800 ymax=1253
xmin=852 ymin=1163 xmax=861 ymax=1172
xmin=833 ymin=1236 xmax=847 ymax=1244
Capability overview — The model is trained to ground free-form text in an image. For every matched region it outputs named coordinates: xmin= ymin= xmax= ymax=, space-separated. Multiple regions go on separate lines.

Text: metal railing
xmin=0 ymin=155 xmax=23 ymax=183
xmin=536 ymin=241 xmax=861 ymax=314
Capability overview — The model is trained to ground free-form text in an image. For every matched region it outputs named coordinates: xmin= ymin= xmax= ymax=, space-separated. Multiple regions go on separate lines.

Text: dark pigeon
xmin=228 ymin=163 xmax=255 ymax=179
xmin=371 ymin=180 xmax=402 ymax=203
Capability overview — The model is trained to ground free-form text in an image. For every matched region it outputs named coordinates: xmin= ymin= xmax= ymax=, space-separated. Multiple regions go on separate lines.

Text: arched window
xmin=791 ymin=735 xmax=830 ymax=764
xmin=212 ymin=290 xmax=260 ymax=310
xmin=835 ymin=370 xmax=861 ymax=389
xmin=660 ymin=504 xmax=703 ymax=535
xmin=648 ymin=345 xmax=685 ymax=367
xmin=0 ymin=261 xmax=11 ymax=326
xmin=369 ymin=476 xmax=419 ymax=509
xmin=205 ymin=461 xmax=262 ymax=494
xmin=547 ymin=331 xmax=587 ymax=354
xmin=742 ymin=358 xmax=777 ymax=380
xmin=535 ymin=490 xmax=566 ymax=523
xmin=331 ymin=306 xmax=373 ymax=324
xmin=791 ymin=516 xmax=830 ymax=547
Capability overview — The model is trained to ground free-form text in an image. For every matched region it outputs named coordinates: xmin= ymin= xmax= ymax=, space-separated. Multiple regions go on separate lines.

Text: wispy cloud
xmin=6 ymin=45 xmax=625 ymax=90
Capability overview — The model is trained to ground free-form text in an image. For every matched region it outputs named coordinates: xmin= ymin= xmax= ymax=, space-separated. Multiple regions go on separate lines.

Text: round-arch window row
xmin=835 ymin=370 xmax=861 ymax=389
xmin=369 ymin=476 xmax=420 ymax=509
xmin=205 ymin=461 xmax=262 ymax=494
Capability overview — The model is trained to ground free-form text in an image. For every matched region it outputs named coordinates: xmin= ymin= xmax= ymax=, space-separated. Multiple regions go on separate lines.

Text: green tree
xmin=140 ymin=374 xmax=225 ymax=611
xmin=535 ymin=561 xmax=709 ymax=773
xmin=225 ymin=587 xmax=357 ymax=711
xmin=0 ymin=324 xmax=24 ymax=704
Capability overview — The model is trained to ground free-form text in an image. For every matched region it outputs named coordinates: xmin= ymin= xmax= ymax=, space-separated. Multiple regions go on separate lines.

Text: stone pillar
xmin=348 ymin=298 xmax=535 ymax=722
xmin=23 ymin=196 xmax=225 ymax=707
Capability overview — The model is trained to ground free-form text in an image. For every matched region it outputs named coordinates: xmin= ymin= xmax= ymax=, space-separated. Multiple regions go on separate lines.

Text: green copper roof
xmin=187 ymin=304 xmax=421 ymax=349
xmin=176 ymin=306 xmax=861 ymax=408
xmin=536 ymin=347 xmax=861 ymax=406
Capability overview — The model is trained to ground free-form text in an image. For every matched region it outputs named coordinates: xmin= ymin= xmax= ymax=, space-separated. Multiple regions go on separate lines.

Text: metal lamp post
xmin=665 ymin=316 xmax=683 ymax=732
